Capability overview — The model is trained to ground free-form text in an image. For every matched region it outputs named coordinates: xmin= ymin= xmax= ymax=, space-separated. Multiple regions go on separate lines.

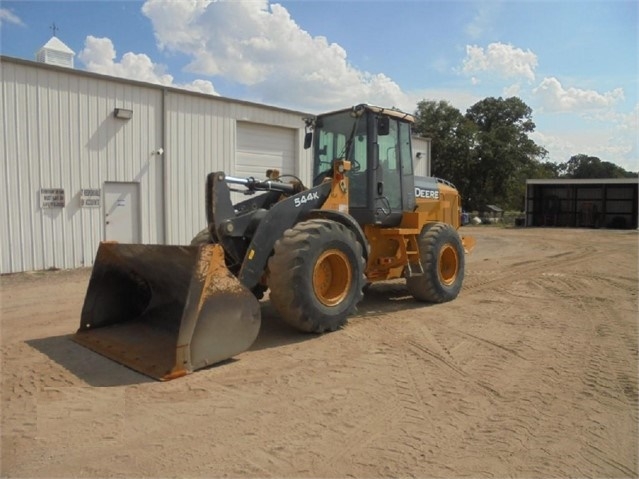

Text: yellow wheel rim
xmin=313 ymin=249 xmax=352 ymax=307
xmin=438 ymin=243 xmax=459 ymax=286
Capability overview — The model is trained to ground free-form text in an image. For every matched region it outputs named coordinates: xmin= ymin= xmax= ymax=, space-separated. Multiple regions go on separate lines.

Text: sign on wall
xmin=81 ymin=188 xmax=101 ymax=208
xmin=40 ymin=188 xmax=65 ymax=208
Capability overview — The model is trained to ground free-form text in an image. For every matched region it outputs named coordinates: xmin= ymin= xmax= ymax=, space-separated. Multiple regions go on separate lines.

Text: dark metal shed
xmin=525 ymin=178 xmax=638 ymax=229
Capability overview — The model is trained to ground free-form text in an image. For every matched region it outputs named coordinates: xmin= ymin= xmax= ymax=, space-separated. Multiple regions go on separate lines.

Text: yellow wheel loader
xmin=73 ymin=104 xmax=474 ymax=380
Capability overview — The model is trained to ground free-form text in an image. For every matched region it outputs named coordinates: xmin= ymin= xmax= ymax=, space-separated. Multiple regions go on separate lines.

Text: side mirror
xmin=378 ymin=117 xmax=390 ymax=136
xmin=304 ymin=131 xmax=312 ymax=149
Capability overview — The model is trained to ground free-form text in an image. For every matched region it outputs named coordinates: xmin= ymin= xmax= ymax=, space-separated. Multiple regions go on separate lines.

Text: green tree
xmin=464 ymin=97 xmax=547 ymax=210
xmin=413 ymin=100 xmax=475 ymax=205
xmin=414 ymin=96 xmax=548 ymax=210
xmin=559 ymin=154 xmax=638 ymax=178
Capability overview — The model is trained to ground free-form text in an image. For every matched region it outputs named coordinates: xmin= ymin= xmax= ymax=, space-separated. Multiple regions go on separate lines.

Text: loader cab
xmin=310 ymin=104 xmax=416 ymax=227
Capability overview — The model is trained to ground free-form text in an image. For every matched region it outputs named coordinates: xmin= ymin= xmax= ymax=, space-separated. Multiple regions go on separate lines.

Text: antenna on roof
xmin=50 ymin=23 xmax=59 ymax=37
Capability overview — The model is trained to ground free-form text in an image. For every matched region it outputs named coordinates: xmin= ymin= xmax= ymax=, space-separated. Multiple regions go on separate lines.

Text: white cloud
xmin=611 ymin=104 xmax=639 ymax=170
xmin=533 ymin=77 xmax=624 ymax=112
xmin=0 ymin=8 xmax=24 ymax=26
xmin=616 ymin=103 xmax=639 ymax=137
xmin=465 ymin=3 xmax=500 ymax=39
xmin=462 ymin=42 xmax=538 ymax=82
xmin=531 ymin=127 xmax=637 ymax=172
xmin=503 ymin=83 xmax=521 ymax=97
xmin=531 ymin=102 xmax=638 ymax=173
xmin=140 ymin=0 xmax=407 ymax=111
xmin=78 ymin=36 xmax=218 ymax=95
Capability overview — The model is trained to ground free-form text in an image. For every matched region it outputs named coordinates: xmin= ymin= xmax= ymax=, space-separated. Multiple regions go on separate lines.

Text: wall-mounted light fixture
xmin=114 ymin=108 xmax=133 ymax=120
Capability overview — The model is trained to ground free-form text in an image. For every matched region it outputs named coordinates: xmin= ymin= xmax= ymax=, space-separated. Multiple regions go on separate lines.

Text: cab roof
xmin=317 ymin=104 xmax=415 ymax=123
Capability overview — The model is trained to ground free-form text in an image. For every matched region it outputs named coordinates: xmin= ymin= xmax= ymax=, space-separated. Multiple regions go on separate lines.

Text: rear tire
xmin=268 ymin=219 xmax=365 ymax=333
xmin=406 ymin=222 xmax=464 ymax=303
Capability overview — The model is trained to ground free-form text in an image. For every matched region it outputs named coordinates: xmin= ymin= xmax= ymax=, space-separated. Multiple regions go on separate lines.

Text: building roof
xmin=527 ymin=178 xmax=638 ymax=185
xmin=38 ymin=36 xmax=75 ymax=55
xmin=1 ymin=54 xmax=310 ymax=118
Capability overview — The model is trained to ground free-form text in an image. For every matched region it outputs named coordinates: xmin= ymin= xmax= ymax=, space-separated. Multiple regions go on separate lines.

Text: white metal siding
xmin=1 ymin=60 xmax=163 ymax=273
xmin=163 ymin=96 xmax=310 ymax=245
xmin=164 ymin=94 xmax=235 ymax=245
xmin=1 ymin=57 xmax=313 ymax=272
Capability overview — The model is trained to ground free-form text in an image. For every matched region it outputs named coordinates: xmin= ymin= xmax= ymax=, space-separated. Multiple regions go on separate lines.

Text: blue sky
xmin=1 ymin=0 xmax=637 ymax=171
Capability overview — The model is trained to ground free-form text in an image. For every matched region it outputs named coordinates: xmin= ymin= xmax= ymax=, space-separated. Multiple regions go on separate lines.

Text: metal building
xmin=525 ymin=178 xmax=638 ymax=229
xmin=1 ymin=56 xmax=431 ymax=274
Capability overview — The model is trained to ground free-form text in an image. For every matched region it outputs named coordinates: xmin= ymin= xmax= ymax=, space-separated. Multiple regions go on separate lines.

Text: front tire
xmin=406 ymin=222 xmax=465 ymax=303
xmin=268 ymin=219 xmax=365 ymax=333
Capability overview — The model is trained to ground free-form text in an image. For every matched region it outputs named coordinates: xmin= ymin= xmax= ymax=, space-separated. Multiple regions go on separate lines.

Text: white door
xmin=104 ymin=182 xmax=140 ymax=243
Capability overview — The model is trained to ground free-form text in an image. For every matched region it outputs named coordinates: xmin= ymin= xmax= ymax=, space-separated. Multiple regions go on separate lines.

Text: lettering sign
xmin=415 ymin=187 xmax=439 ymax=200
xmin=40 ymin=188 xmax=65 ymax=208
xmin=81 ymin=188 xmax=101 ymax=208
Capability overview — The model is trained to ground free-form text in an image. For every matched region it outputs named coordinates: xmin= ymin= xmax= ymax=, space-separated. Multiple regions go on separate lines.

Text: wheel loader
xmin=73 ymin=104 xmax=475 ymax=380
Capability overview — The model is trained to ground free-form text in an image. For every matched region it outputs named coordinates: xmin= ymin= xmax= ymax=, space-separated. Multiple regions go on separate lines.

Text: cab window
xmin=378 ymin=119 xmax=401 ymax=209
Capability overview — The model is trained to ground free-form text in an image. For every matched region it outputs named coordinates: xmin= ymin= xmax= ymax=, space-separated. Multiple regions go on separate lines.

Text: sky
xmin=1 ymin=0 xmax=637 ymax=172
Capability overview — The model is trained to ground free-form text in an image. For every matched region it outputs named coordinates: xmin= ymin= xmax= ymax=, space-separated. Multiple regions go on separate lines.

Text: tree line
xmin=412 ymin=97 xmax=638 ymax=211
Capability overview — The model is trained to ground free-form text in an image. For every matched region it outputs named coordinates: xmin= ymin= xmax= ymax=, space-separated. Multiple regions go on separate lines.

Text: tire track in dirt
xmin=1 ymin=341 xmax=78 ymax=444
xmin=345 ymin=232 xmax=637 ymax=477
xmin=337 ymin=320 xmax=454 ymax=474
xmin=543 ymin=273 xmax=637 ymax=408
xmin=276 ymin=321 xmax=429 ymax=476
xmin=2 ymin=228 xmax=636 ymax=478
xmin=516 ymin=272 xmax=638 ymax=477
xmin=389 ymin=314 xmax=555 ymax=475
xmin=411 ymin=321 xmax=559 ymax=475
xmin=332 ymin=314 xmax=510 ymax=475
xmin=463 ymin=245 xmax=599 ymax=296
xmin=171 ymin=332 xmax=411 ymax=477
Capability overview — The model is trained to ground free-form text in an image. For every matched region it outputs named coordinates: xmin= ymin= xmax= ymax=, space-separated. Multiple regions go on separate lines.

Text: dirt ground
xmin=1 ymin=226 xmax=637 ymax=478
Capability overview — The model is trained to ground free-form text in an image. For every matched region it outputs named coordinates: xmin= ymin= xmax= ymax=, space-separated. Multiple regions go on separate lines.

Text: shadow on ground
xmin=27 ymin=281 xmax=430 ymax=387
xmin=26 ymin=334 xmax=152 ymax=387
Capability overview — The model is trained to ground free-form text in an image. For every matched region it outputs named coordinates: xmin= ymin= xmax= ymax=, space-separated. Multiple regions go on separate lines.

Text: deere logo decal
xmin=415 ymin=187 xmax=439 ymax=199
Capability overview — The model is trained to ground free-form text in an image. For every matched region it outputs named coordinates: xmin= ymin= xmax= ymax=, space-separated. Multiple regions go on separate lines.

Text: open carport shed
xmin=525 ymin=178 xmax=638 ymax=229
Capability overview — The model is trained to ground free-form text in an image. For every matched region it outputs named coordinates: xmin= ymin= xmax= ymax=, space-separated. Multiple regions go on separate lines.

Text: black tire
xmin=406 ymin=222 xmax=464 ymax=303
xmin=268 ymin=219 xmax=366 ymax=333
xmin=190 ymin=228 xmax=213 ymax=246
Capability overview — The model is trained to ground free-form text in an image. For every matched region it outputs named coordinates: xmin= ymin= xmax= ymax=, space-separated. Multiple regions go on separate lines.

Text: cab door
xmin=374 ymin=117 xmax=413 ymax=226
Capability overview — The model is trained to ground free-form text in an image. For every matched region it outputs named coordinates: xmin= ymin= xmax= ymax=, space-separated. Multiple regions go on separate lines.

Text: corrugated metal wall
xmin=163 ymin=92 xmax=311 ymax=245
xmin=1 ymin=57 xmax=312 ymax=272
xmin=1 ymin=59 xmax=164 ymax=273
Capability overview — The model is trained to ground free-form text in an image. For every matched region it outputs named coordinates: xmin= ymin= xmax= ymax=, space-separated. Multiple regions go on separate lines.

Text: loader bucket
xmin=72 ymin=242 xmax=261 ymax=380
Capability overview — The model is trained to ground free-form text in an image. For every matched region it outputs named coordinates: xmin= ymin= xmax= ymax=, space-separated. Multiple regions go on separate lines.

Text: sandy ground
xmin=1 ymin=226 xmax=637 ymax=478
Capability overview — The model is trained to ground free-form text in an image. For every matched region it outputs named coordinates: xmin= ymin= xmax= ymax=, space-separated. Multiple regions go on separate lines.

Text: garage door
xmin=236 ymin=122 xmax=296 ymax=180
